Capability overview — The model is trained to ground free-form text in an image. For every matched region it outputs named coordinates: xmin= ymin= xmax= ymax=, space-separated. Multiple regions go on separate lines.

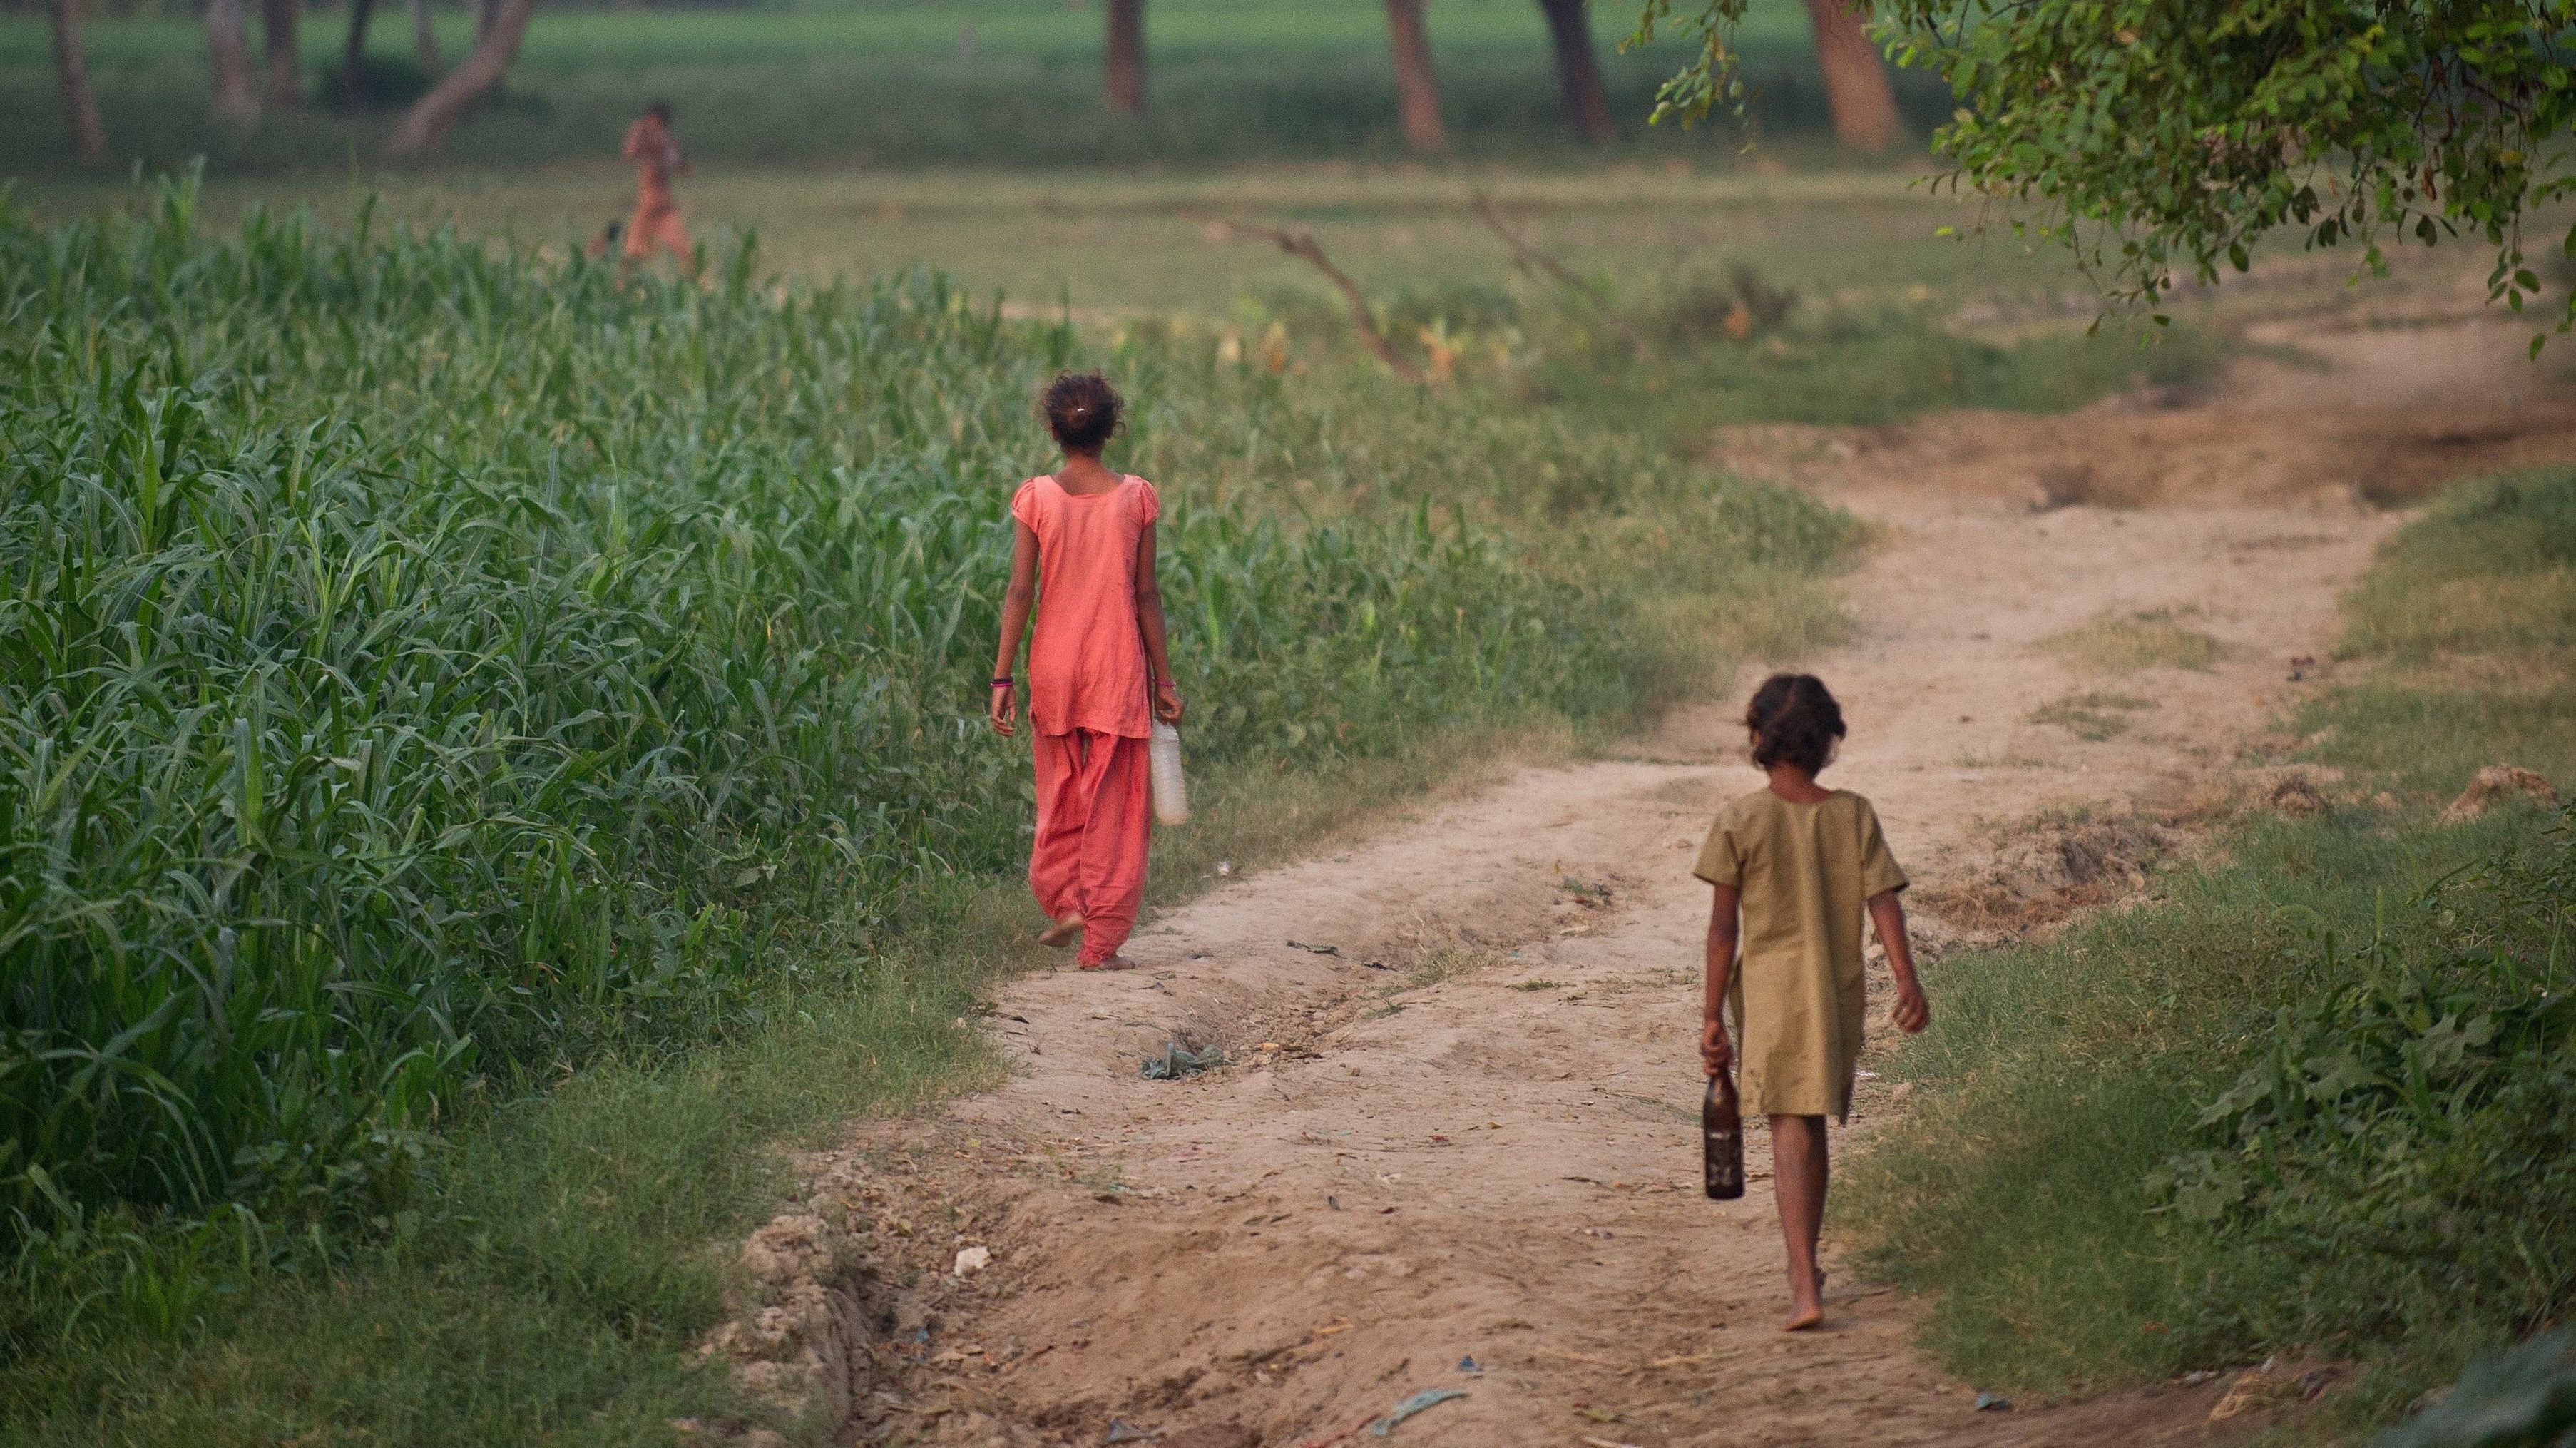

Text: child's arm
xmin=1134 ymin=522 xmax=1182 ymax=724
xmin=988 ymin=521 xmax=1038 ymax=735
xmin=1702 ymin=883 xmax=1741 ymax=1076
xmin=1866 ymin=890 xmax=1931 ymax=1034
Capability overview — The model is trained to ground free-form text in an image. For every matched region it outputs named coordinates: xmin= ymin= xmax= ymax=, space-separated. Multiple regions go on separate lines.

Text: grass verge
xmin=2028 ymin=690 xmax=2156 ymax=741
xmin=2039 ymin=607 xmax=2229 ymax=673
xmin=1838 ymin=467 xmax=2576 ymax=1438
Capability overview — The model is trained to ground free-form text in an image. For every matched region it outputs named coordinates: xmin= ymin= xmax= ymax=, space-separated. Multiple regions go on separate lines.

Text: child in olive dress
xmin=1695 ymin=673 xmax=1930 ymax=1331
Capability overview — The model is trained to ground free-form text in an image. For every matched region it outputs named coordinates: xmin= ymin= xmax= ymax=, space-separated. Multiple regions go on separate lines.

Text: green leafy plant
xmin=2376 ymin=1327 xmax=2576 ymax=1448
xmin=2150 ymin=806 xmax=2576 ymax=1350
xmin=1638 ymin=0 xmax=2576 ymax=344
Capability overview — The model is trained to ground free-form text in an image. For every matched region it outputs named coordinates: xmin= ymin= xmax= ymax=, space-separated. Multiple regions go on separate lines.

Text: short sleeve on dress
xmin=1132 ymin=476 xmax=1161 ymax=526
xmin=1693 ymin=813 xmax=1744 ymax=888
xmin=1856 ymin=799 xmax=1909 ymax=897
xmin=1009 ymin=477 xmax=1043 ymax=531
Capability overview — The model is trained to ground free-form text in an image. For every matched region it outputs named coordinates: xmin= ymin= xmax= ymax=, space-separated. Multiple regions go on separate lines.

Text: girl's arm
xmin=1134 ymin=522 xmax=1182 ymax=724
xmin=1867 ymin=889 xmax=1931 ymax=1034
xmin=1702 ymin=883 xmax=1741 ymax=1076
xmin=989 ymin=521 xmax=1038 ymax=735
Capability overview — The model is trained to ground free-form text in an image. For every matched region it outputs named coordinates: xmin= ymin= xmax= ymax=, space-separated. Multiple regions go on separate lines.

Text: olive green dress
xmin=1693 ymin=787 xmax=1908 ymax=1121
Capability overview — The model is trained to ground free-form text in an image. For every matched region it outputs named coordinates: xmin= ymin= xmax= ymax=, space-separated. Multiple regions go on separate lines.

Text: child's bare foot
xmin=1078 ymin=954 xmax=1138 ymax=972
xmin=1781 ymin=1268 xmax=1826 ymax=1332
xmin=1036 ymin=914 xmax=1083 ymax=948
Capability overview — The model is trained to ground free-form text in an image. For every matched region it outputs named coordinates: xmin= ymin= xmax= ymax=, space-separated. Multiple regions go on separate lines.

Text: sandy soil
xmin=709 ymin=317 xmax=2574 ymax=1448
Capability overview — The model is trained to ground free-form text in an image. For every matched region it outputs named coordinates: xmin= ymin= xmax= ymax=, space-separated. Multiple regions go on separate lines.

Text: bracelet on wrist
xmin=991 ymin=677 xmax=1013 ymax=688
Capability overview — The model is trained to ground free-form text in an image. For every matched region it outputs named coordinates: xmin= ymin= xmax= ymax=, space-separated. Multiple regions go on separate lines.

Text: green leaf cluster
xmin=2150 ymin=807 xmax=2576 ymax=1348
xmin=1639 ymin=0 xmax=2576 ymax=344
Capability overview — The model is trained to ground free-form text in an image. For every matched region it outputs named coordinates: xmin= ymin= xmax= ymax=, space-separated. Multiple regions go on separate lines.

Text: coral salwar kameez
xmin=1012 ymin=474 xmax=1160 ymax=966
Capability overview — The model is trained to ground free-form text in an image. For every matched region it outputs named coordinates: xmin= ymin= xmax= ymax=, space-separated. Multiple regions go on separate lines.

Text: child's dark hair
xmin=646 ymin=99 xmax=673 ymax=122
xmin=1041 ymin=372 xmax=1123 ymax=454
xmin=1744 ymin=673 xmax=1846 ymax=775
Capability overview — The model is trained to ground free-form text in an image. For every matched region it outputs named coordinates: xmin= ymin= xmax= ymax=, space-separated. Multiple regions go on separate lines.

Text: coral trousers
xmin=1030 ymin=729 xmax=1150 ymax=966
xmin=624 ymin=200 xmax=690 ymax=260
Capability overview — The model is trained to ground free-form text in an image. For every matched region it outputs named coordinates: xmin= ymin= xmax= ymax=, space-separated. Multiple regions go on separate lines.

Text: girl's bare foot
xmin=1036 ymin=914 xmax=1083 ymax=948
xmin=1782 ymin=1268 xmax=1826 ymax=1332
xmin=1078 ymin=954 xmax=1138 ymax=972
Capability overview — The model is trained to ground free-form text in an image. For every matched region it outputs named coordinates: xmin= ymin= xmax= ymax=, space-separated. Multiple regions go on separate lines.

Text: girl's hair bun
xmin=1744 ymin=673 xmax=1846 ymax=776
xmin=1041 ymin=372 xmax=1123 ymax=453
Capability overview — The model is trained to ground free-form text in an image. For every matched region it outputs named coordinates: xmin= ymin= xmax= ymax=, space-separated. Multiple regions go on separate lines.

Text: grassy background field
xmin=0 ymin=0 xmax=1956 ymax=175
xmin=1839 ymin=468 xmax=2576 ymax=1434
xmin=11 ymin=162 xmax=2258 ymax=453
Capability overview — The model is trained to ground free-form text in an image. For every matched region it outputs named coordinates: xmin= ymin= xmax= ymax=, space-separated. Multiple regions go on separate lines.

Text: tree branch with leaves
xmin=1636 ymin=0 xmax=2576 ymax=346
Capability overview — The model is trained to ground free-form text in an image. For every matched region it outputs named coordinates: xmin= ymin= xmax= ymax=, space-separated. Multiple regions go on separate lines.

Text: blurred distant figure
xmin=619 ymin=101 xmax=691 ymax=270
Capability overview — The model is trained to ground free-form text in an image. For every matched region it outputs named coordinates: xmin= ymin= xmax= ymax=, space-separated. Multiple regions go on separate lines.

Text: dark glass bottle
xmin=1703 ymin=1073 xmax=1744 ymax=1200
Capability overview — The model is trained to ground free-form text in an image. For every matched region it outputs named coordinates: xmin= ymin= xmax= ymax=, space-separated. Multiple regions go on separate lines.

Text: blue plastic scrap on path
xmin=1369 ymin=1389 xmax=1468 ymax=1436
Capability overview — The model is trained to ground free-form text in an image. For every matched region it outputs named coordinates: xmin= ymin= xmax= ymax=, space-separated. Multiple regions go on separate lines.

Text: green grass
xmin=2039 ymin=607 xmax=2229 ymax=674
xmin=1528 ymin=295 xmax=2235 ymax=436
xmin=0 ymin=0 xmax=1956 ymax=176
xmin=1838 ymin=467 xmax=2576 ymax=1437
xmin=0 ymin=175 xmax=1852 ymax=1441
xmin=4 ymin=167 xmax=2133 ymax=322
xmin=3 ymin=940 xmax=988 ymax=1445
xmin=2028 ymin=690 xmax=2155 ymax=741
xmin=9 ymin=159 xmax=2243 ymax=445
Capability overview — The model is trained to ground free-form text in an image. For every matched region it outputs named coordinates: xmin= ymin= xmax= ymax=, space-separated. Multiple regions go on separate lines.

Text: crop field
xmin=0 ymin=0 xmax=1954 ymax=175
xmin=0 ymin=177 xmax=1848 ymax=1339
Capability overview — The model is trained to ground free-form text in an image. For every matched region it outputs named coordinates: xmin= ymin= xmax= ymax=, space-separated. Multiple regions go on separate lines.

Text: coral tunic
xmin=1011 ymin=473 xmax=1161 ymax=965
xmin=1010 ymin=474 xmax=1160 ymax=738
xmin=620 ymin=117 xmax=690 ymax=260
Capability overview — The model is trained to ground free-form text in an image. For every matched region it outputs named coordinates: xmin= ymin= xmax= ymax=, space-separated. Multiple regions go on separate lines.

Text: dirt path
xmin=721 ymin=320 xmax=2572 ymax=1448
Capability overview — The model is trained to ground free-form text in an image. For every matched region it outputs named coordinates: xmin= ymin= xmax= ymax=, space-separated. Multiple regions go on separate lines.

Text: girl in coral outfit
xmin=619 ymin=101 xmax=692 ymax=267
xmin=988 ymin=373 xmax=1182 ymax=970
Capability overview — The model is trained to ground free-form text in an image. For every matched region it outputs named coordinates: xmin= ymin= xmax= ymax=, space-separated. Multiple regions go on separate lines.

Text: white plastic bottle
xmin=1149 ymin=720 xmax=1190 ymax=826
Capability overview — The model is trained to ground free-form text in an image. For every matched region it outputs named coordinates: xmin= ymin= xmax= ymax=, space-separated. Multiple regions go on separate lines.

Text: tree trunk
xmin=408 ymin=0 xmax=439 ymax=71
xmin=385 ymin=0 xmax=531 ymax=153
xmin=1383 ymin=0 xmax=1443 ymax=153
xmin=1801 ymin=0 xmax=1899 ymax=151
xmin=339 ymin=0 xmax=374 ymax=106
xmin=1103 ymin=0 xmax=1144 ymax=114
xmin=48 ymin=0 xmax=106 ymax=160
xmin=207 ymin=0 xmax=261 ymax=121
xmin=1535 ymin=0 xmax=1615 ymax=144
xmin=261 ymin=0 xmax=300 ymax=108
